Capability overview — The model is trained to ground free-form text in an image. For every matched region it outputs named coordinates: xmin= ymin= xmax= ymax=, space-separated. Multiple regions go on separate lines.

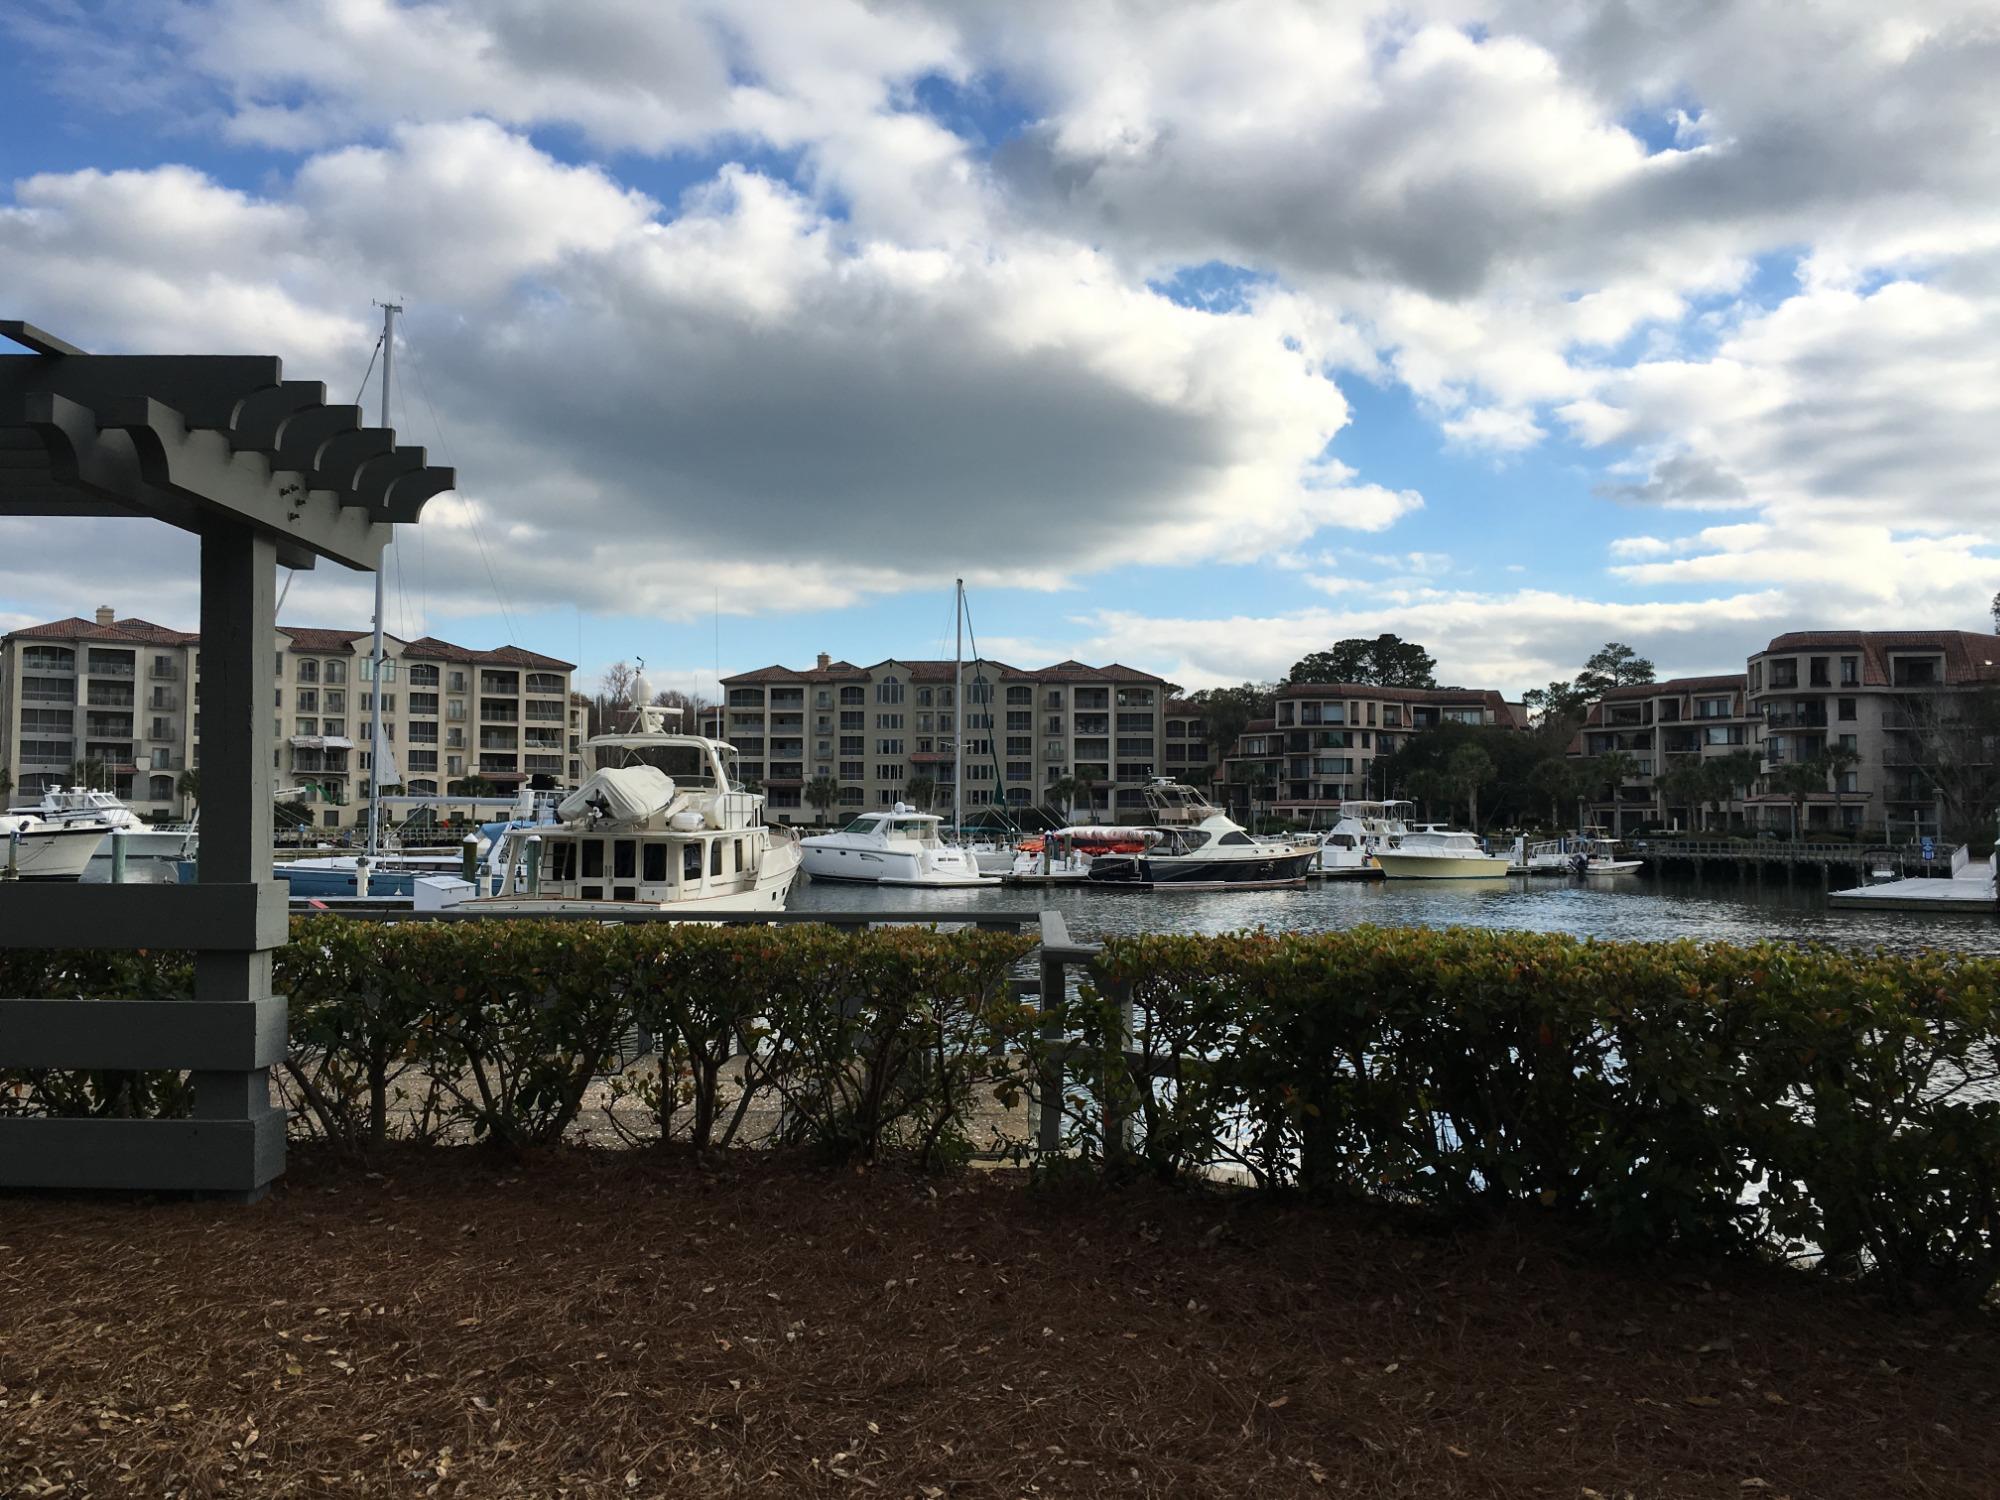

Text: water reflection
xmin=788 ymin=873 xmax=2000 ymax=955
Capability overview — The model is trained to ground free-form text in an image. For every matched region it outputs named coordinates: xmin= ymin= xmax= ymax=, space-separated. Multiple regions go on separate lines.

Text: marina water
xmin=789 ymin=874 xmax=2000 ymax=956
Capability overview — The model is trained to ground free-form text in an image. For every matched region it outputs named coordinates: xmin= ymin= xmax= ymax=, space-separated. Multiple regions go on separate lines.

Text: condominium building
xmin=1744 ymin=630 xmax=2000 ymax=839
xmin=1220 ymin=683 xmax=1526 ymax=818
xmin=0 ymin=607 xmax=576 ymax=829
xmin=1572 ymin=675 xmax=1756 ymax=833
xmin=703 ymin=654 xmax=1199 ymax=824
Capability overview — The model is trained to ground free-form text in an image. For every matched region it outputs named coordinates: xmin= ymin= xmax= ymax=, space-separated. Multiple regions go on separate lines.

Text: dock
xmin=1827 ymin=877 xmax=1996 ymax=913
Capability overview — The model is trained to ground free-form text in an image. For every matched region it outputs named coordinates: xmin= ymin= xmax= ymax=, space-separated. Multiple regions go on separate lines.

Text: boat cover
xmin=557 ymin=766 xmax=677 ymax=825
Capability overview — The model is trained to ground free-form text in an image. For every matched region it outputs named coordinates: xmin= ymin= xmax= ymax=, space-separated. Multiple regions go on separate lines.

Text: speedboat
xmin=801 ymin=805 xmax=996 ymax=887
xmin=1087 ymin=780 xmax=1317 ymax=890
xmin=1565 ymin=836 xmax=1644 ymax=876
xmin=466 ymin=696 xmax=803 ymax=915
xmin=0 ymin=810 xmax=107 ymax=880
xmin=1372 ymin=825 xmax=1513 ymax=880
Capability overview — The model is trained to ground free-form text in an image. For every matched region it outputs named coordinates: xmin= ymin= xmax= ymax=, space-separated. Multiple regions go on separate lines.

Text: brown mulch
xmin=1 ymin=1150 xmax=1994 ymax=1499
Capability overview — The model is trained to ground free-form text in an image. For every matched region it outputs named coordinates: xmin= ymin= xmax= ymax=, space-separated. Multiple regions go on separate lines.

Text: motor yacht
xmin=1087 ymin=780 xmax=1316 ymax=890
xmin=7 ymin=786 xmax=194 ymax=877
xmin=1311 ymin=799 xmax=1412 ymax=879
xmin=0 ymin=810 xmax=107 ymax=881
xmin=1372 ymin=825 xmax=1513 ymax=880
xmin=1007 ymin=825 xmax=1159 ymax=884
xmin=466 ymin=698 xmax=802 ymax=915
xmin=801 ymin=806 xmax=996 ymax=887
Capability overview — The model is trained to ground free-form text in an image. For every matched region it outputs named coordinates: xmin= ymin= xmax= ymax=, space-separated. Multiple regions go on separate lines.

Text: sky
xmin=2 ymin=0 xmax=1997 ymax=701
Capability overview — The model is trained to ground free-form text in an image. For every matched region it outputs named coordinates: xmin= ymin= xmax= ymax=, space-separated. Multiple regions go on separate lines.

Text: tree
xmin=1446 ymin=743 xmax=1497 ymax=830
xmin=905 ymin=774 xmax=937 ymax=814
xmin=1904 ymin=686 xmax=2000 ymax=849
xmin=1653 ymin=758 xmax=1707 ymax=830
xmin=1184 ymin=683 xmax=1275 ymax=765
xmin=1520 ymin=679 xmax=1596 ymax=732
xmin=1405 ymin=766 xmax=1448 ymax=823
xmin=1590 ymin=751 xmax=1640 ymax=825
xmin=1287 ymin=634 xmax=1437 ymax=688
xmin=0 ymin=764 xmax=11 ymax=801
xmin=1528 ymin=756 xmax=1592 ymax=830
xmin=1822 ymin=744 xmax=1862 ymax=832
xmin=175 ymin=767 xmax=201 ymax=814
xmin=1991 ymin=590 xmax=1999 ymax=634
xmin=68 ymin=757 xmax=109 ymax=791
xmin=1072 ymin=765 xmax=1102 ymax=825
xmin=1771 ymin=757 xmax=1826 ymax=839
xmin=1043 ymin=775 xmax=1076 ymax=822
xmin=1579 ymin=642 xmax=1656 ymax=693
xmin=804 ymin=773 xmax=839 ymax=826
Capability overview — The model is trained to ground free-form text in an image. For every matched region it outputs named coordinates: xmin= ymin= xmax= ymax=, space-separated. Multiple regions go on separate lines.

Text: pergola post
xmin=0 ymin=319 xmax=451 ymax=1197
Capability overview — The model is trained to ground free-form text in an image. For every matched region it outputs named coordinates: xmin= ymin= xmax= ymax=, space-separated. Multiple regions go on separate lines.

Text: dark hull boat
xmin=1086 ymin=846 xmax=1317 ymax=891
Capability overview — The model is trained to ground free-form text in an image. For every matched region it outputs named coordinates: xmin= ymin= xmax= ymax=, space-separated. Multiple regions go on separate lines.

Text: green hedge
xmin=1067 ymin=928 xmax=2000 ymax=1303
xmin=3 ymin=919 xmax=1996 ymax=1302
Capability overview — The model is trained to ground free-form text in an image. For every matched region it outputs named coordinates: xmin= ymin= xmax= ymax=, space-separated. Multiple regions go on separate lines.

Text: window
xmin=1837 ymin=697 xmax=1856 ymax=721
xmin=684 ymin=843 xmax=702 ymax=881
xmin=581 ymin=841 xmax=604 ymax=879
xmin=877 ymin=738 xmax=903 ymax=754
xmin=614 ymin=840 xmax=636 ymax=879
xmin=877 ymin=676 xmax=905 ymax=704
xmin=643 ymin=844 xmax=668 ymax=882
xmin=710 ymin=841 xmax=723 ymax=877
xmin=1840 ymin=656 xmax=1859 ymax=686
xmin=876 ymin=712 xmax=904 ymax=729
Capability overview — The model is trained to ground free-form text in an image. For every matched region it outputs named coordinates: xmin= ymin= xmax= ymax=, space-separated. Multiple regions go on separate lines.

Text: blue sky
xmin=3 ymin=1 xmax=1995 ymax=699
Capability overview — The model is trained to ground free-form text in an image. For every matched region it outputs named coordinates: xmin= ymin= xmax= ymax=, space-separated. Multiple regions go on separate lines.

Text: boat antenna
xmin=953 ymin=579 xmax=963 ymax=838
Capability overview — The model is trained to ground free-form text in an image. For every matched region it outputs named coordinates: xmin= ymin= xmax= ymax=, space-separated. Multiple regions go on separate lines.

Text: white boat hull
xmin=1373 ymin=851 xmax=1513 ymax=880
xmin=799 ymin=840 xmax=995 ymax=887
xmin=466 ymin=843 xmax=802 ymax=916
xmin=3 ymin=824 xmax=105 ymax=880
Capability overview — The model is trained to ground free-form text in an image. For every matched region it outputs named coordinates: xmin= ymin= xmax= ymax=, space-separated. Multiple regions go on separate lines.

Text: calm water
xmin=788 ymin=872 xmax=2000 ymax=956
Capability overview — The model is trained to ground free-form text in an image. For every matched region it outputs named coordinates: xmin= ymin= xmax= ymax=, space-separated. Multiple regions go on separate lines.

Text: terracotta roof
xmin=1163 ymin=699 xmax=1202 ymax=716
xmin=400 ymin=637 xmax=574 ymax=671
xmin=1597 ymin=674 xmax=1747 ymax=700
xmin=278 ymin=627 xmax=368 ymax=653
xmin=721 ymin=657 xmax=1169 ymax=686
xmin=1277 ymin=682 xmax=1526 ymax=729
xmin=10 ymin=615 xmax=197 ymax=646
xmin=1754 ymin=630 xmax=2000 ymax=688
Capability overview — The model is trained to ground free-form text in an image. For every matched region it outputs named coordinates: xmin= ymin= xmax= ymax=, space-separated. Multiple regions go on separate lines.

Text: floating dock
xmin=1827 ymin=876 xmax=1996 ymax=913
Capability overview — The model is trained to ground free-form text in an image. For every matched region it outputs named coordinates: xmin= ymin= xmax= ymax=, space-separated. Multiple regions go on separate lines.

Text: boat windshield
xmin=890 ymin=818 xmax=938 ymax=841
xmin=840 ymin=815 xmax=885 ymax=835
xmin=1161 ymin=829 xmax=1212 ymax=854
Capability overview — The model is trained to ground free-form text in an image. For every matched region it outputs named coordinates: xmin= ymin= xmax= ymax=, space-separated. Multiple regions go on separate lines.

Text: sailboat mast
xmin=366 ymin=301 xmax=400 ymax=861
xmin=953 ymin=578 xmax=963 ymax=835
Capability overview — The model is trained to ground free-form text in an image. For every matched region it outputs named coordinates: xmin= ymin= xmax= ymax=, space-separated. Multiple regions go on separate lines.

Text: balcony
xmin=1764 ymin=707 xmax=1828 ymax=729
xmin=526 ymin=703 xmax=565 ymax=722
xmin=478 ymin=732 xmax=519 ymax=751
xmin=86 ymin=659 xmax=136 ymax=679
xmin=148 ymin=662 xmax=179 ymax=681
xmin=85 ymin=687 xmax=135 ymax=708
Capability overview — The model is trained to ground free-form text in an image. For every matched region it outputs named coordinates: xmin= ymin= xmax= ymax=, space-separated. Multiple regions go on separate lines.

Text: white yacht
xmin=7 ymin=786 xmax=194 ymax=877
xmin=465 ymin=698 xmax=802 ymax=915
xmin=1373 ymin=824 xmax=1513 ymax=880
xmin=1087 ymin=780 xmax=1317 ymax=890
xmin=1514 ymin=832 xmax=1644 ymax=877
xmin=0 ymin=810 xmax=106 ymax=880
xmin=1311 ymin=799 xmax=1412 ymax=879
xmin=801 ymin=806 xmax=997 ymax=887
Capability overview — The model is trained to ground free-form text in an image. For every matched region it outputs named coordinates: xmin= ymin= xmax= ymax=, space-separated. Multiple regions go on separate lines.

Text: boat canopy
xmin=557 ymin=765 xmax=677 ymax=825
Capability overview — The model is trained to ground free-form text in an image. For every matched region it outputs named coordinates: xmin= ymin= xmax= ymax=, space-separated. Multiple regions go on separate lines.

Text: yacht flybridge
xmin=465 ymin=690 xmax=802 ymax=915
xmin=1308 ymin=798 xmax=1413 ymax=879
xmin=801 ymin=807 xmax=998 ymax=887
xmin=1087 ymin=779 xmax=1317 ymax=890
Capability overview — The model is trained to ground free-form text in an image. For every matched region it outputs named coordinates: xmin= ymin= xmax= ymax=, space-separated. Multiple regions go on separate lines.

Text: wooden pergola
xmin=0 ymin=319 xmax=452 ymax=1197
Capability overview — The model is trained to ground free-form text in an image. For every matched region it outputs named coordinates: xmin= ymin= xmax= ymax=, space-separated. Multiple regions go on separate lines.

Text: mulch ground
xmin=1 ymin=1150 xmax=1994 ymax=1499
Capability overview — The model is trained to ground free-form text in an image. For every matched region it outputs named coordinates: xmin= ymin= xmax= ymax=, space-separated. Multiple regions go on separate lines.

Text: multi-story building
xmin=0 ymin=607 xmax=575 ymax=830
xmin=1220 ymin=683 xmax=1526 ymax=820
xmin=1743 ymin=630 xmax=2000 ymax=840
xmin=704 ymin=653 xmax=1186 ymax=824
xmin=1572 ymin=675 xmax=1757 ymax=833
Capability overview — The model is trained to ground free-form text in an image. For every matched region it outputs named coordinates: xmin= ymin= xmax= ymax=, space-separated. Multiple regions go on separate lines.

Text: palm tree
xmin=1043 ymin=775 xmax=1077 ymax=822
xmin=68 ymin=757 xmax=109 ymax=791
xmin=1446 ymin=743 xmax=1498 ymax=830
xmin=804 ymin=773 xmax=839 ymax=826
xmin=1822 ymin=745 xmax=1862 ymax=833
xmin=0 ymin=764 xmax=11 ymax=802
xmin=1590 ymin=751 xmax=1639 ymax=830
xmin=1772 ymin=757 xmax=1826 ymax=839
xmin=1529 ymin=757 xmax=1580 ymax=829
xmin=905 ymin=773 xmax=937 ymax=814
xmin=1652 ymin=758 xmax=1699 ymax=830
xmin=1405 ymin=766 xmax=1447 ymax=823
xmin=175 ymin=766 xmax=201 ymax=816
xmin=1719 ymin=749 xmax=1765 ymax=833
xmin=1073 ymin=765 xmax=1102 ymax=825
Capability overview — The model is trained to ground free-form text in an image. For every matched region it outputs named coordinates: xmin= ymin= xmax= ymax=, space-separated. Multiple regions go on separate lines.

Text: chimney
xmin=816 ymin=651 xmax=831 ymax=671
xmin=94 ymin=605 xmax=115 ymax=627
